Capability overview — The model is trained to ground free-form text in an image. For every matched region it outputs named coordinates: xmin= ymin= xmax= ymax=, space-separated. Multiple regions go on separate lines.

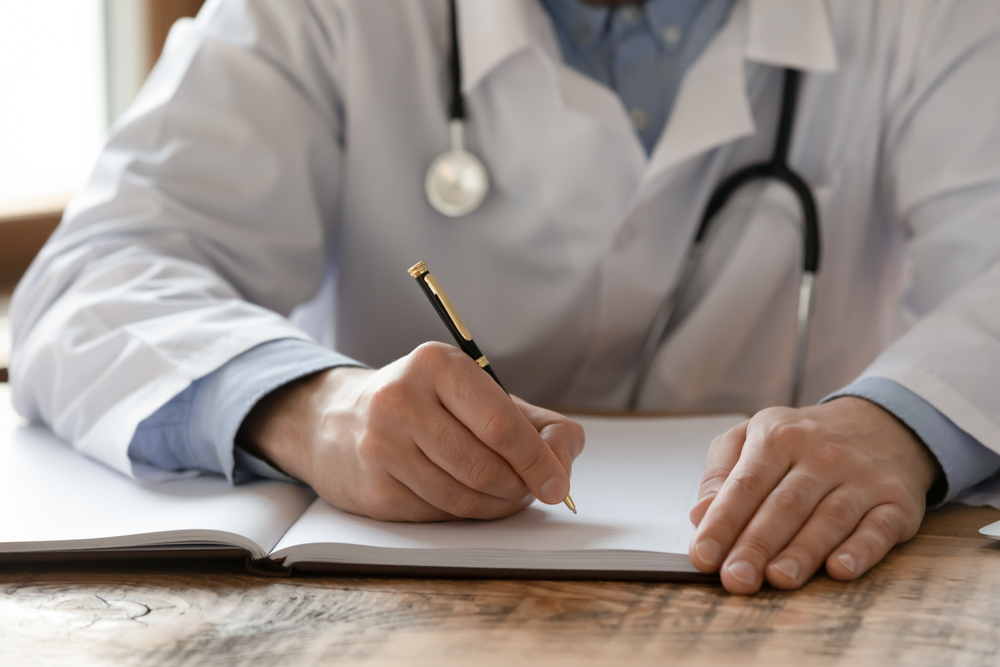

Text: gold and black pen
xmin=408 ymin=261 xmax=577 ymax=515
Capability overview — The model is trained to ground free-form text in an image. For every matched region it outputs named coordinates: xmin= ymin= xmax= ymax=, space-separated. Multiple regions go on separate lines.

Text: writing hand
xmin=238 ymin=342 xmax=584 ymax=521
xmin=688 ymin=397 xmax=941 ymax=594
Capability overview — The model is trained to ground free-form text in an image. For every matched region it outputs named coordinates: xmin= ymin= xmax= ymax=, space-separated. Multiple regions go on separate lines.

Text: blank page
xmin=272 ymin=414 xmax=745 ymax=572
xmin=0 ymin=387 xmax=314 ymax=558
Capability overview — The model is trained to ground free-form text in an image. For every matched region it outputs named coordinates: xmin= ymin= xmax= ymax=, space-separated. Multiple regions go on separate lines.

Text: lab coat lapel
xmin=458 ymin=0 xmax=639 ymax=145
xmin=456 ymin=0 xmax=841 ymax=204
xmin=456 ymin=0 xmax=534 ymax=95
xmin=641 ymin=0 xmax=837 ymax=191
xmin=745 ymin=0 xmax=838 ymax=72
xmin=643 ymin=0 xmax=756 ymax=185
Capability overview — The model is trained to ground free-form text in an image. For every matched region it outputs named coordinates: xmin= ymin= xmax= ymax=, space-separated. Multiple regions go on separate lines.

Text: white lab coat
xmin=10 ymin=0 xmax=1000 ymax=483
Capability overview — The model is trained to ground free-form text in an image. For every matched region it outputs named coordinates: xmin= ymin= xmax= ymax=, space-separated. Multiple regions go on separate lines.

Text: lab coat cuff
xmin=823 ymin=378 xmax=1000 ymax=508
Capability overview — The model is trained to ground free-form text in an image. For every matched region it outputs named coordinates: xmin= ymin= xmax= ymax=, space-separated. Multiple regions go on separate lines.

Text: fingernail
xmin=771 ymin=558 xmax=799 ymax=581
xmin=539 ymin=476 xmax=569 ymax=504
xmin=836 ymin=552 xmax=857 ymax=574
xmin=695 ymin=538 xmax=722 ymax=566
xmin=726 ymin=560 xmax=757 ymax=585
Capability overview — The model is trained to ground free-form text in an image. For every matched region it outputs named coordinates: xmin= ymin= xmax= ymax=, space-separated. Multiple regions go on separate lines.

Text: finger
xmin=513 ymin=397 xmax=585 ymax=476
xmin=717 ymin=470 xmax=839 ymax=594
xmin=412 ymin=403 xmax=529 ymax=501
xmin=823 ymin=503 xmax=913 ymax=582
xmin=355 ymin=473 xmax=455 ymax=523
xmin=425 ymin=346 xmax=570 ymax=504
xmin=762 ymin=486 xmax=868 ymax=590
xmin=689 ymin=420 xmax=749 ymax=527
xmin=689 ymin=424 xmax=793 ymax=574
xmin=383 ymin=439 xmax=533 ymax=520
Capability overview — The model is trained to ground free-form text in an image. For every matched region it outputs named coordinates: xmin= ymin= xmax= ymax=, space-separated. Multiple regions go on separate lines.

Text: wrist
xmin=828 ymin=396 xmax=943 ymax=496
xmin=237 ymin=365 xmax=371 ymax=482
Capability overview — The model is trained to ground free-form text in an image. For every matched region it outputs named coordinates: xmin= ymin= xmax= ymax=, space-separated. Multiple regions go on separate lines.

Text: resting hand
xmin=238 ymin=342 xmax=584 ymax=522
xmin=688 ymin=397 xmax=942 ymax=594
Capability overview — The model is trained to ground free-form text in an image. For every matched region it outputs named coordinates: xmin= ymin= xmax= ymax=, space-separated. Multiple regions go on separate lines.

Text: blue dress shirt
xmin=129 ymin=0 xmax=1000 ymax=503
xmin=540 ymin=0 xmax=734 ymax=154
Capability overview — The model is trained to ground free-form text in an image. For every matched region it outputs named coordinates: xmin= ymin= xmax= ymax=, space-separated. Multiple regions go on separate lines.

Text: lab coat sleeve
xmin=859 ymin=3 xmax=1000 ymax=471
xmin=129 ymin=338 xmax=361 ymax=484
xmin=8 ymin=0 xmax=349 ymax=479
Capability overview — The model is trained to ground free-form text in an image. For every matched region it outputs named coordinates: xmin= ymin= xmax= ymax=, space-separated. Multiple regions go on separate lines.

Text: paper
xmin=0 ymin=387 xmax=315 ymax=558
xmin=271 ymin=414 xmax=745 ymax=571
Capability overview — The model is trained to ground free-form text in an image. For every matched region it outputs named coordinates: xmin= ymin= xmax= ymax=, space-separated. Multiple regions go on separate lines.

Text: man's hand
xmin=688 ymin=397 xmax=942 ymax=594
xmin=238 ymin=342 xmax=584 ymax=522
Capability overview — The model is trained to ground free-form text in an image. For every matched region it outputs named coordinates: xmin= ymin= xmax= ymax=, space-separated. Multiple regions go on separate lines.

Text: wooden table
xmin=2 ymin=504 xmax=999 ymax=666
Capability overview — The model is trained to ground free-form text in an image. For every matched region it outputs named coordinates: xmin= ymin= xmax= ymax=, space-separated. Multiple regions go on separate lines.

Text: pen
xmin=408 ymin=261 xmax=577 ymax=515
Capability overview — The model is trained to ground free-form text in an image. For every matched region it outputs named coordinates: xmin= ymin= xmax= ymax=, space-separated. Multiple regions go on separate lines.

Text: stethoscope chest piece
xmin=425 ymin=120 xmax=489 ymax=218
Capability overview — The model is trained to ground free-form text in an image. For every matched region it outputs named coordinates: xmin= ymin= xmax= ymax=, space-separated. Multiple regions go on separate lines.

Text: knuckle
xmin=709 ymin=430 xmax=732 ymax=450
xmin=698 ymin=467 xmax=731 ymax=498
xmin=410 ymin=341 xmax=453 ymax=367
xmin=363 ymin=484 xmax=397 ymax=516
xmin=705 ymin=509 xmax=743 ymax=541
xmin=430 ymin=418 xmax=464 ymax=455
xmin=356 ymin=433 xmax=393 ymax=467
xmin=812 ymin=441 xmax=851 ymax=472
xmin=868 ymin=509 xmax=905 ymax=543
xmin=701 ymin=466 xmax=731 ymax=486
xmin=367 ymin=380 xmax=410 ymax=418
xmin=736 ymin=533 xmax=778 ymax=562
xmin=564 ymin=420 xmax=586 ymax=457
xmin=785 ymin=540 xmax=825 ymax=569
xmin=886 ymin=485 xmax=924 ymax=523
xmin=481 ymin=409 xmax=522 ymax=447
xmin=766 ymin=421 xmax=809 ymax=451
xmin=468 ymin=458 xmax=502 ymax=491
xmin=449 ymin=491 xmax=481 ymax=519
xmin=820 ymin=494 xmax=861 ymax=530
xmin=769 ymin=487 xmax=809 ymax=519
xmin=729 ymin=469 xmax=768 ymax=497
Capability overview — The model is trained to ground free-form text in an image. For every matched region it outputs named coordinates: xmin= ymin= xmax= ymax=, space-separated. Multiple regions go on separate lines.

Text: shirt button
xmin=661 ymin=22 xmax=684 ymax=46
xmin=619 ymin=6 xmax=642 ymax=25
xmin=573 ymin=23 xmax=594 ymax=46
xmin=630 ymin=107 xmax=649 ymax=131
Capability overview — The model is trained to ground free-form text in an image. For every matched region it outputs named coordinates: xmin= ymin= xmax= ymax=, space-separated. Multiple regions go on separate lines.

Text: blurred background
xmin=0 ymin=0 xmax=205 ymax=379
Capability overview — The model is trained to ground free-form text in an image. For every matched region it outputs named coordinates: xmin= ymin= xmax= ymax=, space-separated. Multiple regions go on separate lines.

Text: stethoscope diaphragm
xmin=425 ymin=120 xmax=489 ymax=218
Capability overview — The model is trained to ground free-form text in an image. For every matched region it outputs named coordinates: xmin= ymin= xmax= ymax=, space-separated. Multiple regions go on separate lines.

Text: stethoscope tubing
xmin=627 ymin=69 xmax=821 ymax=410
xmin=434 ymin=4 xmax=821 ymax=410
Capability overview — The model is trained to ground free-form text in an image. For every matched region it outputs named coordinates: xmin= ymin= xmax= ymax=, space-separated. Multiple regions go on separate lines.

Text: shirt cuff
xmin=129 ymin=338 xmax=363 ymax=483
xmin=823 ymin=377 xmax=1000 ymax=507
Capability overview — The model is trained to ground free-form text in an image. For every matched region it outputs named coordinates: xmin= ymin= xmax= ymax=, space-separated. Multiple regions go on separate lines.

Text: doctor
xmin=10 ymin=0 xmax=1000 ymax=595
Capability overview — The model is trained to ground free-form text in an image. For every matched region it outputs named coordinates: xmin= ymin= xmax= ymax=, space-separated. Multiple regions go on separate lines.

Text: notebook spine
xmin=244 ymin=554 xmax=294 ymax=578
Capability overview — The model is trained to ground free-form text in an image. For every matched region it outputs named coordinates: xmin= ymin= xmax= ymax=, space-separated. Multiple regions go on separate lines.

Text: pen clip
xmin=423 ymin=274 xmax=473 ymax=341
xmin=408 ymin=262 xmax=473 ymax=342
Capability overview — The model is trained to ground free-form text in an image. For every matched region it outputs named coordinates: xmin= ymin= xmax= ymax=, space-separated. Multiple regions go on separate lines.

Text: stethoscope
xmin=424 ymin=0 xmax=490 ymax=217
xmin=426 ymin=0 xmax=821 ymax=409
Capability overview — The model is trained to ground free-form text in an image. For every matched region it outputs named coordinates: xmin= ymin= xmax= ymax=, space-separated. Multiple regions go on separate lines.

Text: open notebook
xmin=0 ymin=388 xmax=742 ymax=579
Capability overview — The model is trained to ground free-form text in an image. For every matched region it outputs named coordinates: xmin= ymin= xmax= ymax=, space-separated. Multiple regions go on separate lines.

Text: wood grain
xmin=2 ymin=505 xmax=999 ymax=667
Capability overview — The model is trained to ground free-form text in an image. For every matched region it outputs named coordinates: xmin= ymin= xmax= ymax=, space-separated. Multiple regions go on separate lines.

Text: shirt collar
xmin=458 ymin=0 xmax=837 ymax=94
xmin=539 ymin=0 xmax=715 ymax=53
xmin=644 ymin=0 xmax=714 ymax=52
xmin=538 ymin=0 xmax=609 ymax=52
